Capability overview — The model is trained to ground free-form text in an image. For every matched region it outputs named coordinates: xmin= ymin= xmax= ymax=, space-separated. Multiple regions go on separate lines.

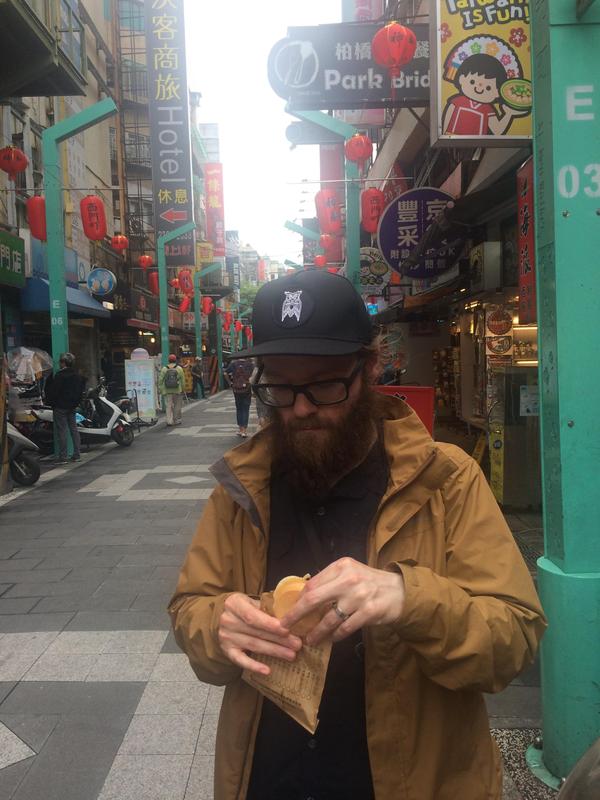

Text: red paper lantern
xmin=327 ymin=267 xmax=339 ymax=274
xmin=26 ymin=196 xmax=47 ymax=242
xmin=178 ymin=296 xmax=191 ymax=313
xmin=314 ymin=254 xmax=327 ymax=268
xmin=247 ymin=329 xmax=253 ymax=341
xmin=148 ymin=270 xmax=159 ymax=296
xmin=138 ymin=254 xmax=153 ymax=270
xmin=361 ymin=188 xmax=386 ymax=234
xmin=80 ymin=195 xmax=107 ymax=241
xmin=178 ymin=268 xmax=194 ymax=297
xmin=0 ymin=147 xmax=28 ymax=182
xmin=244 ymin=326 xmax=252 ymax=338
xmin=201 ymin=297 xmax=214 ymax=315
xmin=344 ymin=134 xmax=372 ymax=174
xmin=371 ymin=22 xmax=417 ymax=82
xmin=234 ymin=320 xmax=243 ymax=333
xmin=315 ymin=189 xmax=342 ymax=235
xmin=224 ymin=311 xmax=233 ymax=328
xmin=169 ymin=278 xmax=180 ymax=289
xmin=111 ymin=233 xmax=129 ymax=251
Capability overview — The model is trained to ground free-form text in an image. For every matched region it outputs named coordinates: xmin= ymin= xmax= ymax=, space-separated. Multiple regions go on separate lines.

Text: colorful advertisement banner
xmin=144 ymin=0 xmax=195 ymax=265
xmin=125 ymin=359 xmax=158 ymax=421
xmin=268 ymin=23 xmax=430 ymax=110
xmin=377 ymin=187 xmax=457 ymax=278
xmin=517 ymin=156 xmax=536 ymax=324
xmin=431 ymin=1 xmax=532 ymax=147
xmin=205 ymin=163 xmax=225 ymax=257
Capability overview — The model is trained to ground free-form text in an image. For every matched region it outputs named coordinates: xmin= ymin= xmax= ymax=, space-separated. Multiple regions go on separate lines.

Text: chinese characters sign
xmin=431 ymin=1 xmax=532 ymax=147
xmin=145 ymin=0 xmax=195 ymax=265
xmin=517 ymin=156 xmax=536 ymax=324
xmin=377 ymin=188 xmax=455 ymax=278
xmin=0 ymin=231 xmax=25 ymax=288
xmin=205 ymin=164 xmax=225 ymax=257
xmin=268 ymin=22 xmax=430 ymax=110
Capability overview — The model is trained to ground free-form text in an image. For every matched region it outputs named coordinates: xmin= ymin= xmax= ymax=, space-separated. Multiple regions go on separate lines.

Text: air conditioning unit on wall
xmin=469 ymin=242 xmax=501 ymax=292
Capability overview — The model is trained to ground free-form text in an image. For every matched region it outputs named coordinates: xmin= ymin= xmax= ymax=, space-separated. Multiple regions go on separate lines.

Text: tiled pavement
xmin=0 ymin=394 xmax=554 ymax=799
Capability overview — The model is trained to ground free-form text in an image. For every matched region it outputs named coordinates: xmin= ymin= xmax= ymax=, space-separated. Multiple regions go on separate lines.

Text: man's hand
xmin=218 ymin=593 xmax=303 ymax=676
xmin=280 ymin=558 xmax=405 ymax=646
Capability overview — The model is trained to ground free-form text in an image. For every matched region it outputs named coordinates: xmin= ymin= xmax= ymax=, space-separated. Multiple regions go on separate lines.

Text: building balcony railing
xmin=0 ymin=0 xmax=87 ymax=96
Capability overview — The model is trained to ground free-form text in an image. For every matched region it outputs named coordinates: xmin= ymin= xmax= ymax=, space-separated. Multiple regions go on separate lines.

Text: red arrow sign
xmin=160 ymin=208 xmax=188 ymax=224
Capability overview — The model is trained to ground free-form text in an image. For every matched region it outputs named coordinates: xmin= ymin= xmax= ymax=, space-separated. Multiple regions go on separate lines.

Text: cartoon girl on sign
xmin=442 ymin=36 xmax=532 ymax=137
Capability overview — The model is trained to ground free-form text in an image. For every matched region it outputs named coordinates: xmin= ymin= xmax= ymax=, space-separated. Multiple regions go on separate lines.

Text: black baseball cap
xmin=235 ymin=269 xmax=373 ymax=358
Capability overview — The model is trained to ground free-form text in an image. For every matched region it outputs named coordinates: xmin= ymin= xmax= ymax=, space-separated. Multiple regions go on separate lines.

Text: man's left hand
xmin=280 ymin=558 xmax=405 ymax=646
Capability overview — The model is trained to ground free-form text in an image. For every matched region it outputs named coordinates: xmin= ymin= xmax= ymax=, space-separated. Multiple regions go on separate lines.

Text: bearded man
xmin=169 ymin=270 xmax=546 ymax=800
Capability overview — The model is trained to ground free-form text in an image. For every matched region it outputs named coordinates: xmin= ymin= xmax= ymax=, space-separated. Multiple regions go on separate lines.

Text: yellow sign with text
xmin=432 ymin=0 xmax=532 ymax=146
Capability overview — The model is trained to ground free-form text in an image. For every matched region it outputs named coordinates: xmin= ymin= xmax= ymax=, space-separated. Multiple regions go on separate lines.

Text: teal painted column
xmin=215 ymin=303 xmax=223 ymax=390
xmin=529 ymin=0 xmax=600 ymax=782
xmin=157 ymin=222 xmax=196 ymax=367
xmin=42 ymin=98 xmax=117 ymax=368
xmin=193 ymin=271 xmax=202 ymax=358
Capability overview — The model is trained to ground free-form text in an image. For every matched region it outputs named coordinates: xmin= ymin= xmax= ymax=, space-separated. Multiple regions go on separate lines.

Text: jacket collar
xmin=210 ymin=396 xmax=457 ymax=539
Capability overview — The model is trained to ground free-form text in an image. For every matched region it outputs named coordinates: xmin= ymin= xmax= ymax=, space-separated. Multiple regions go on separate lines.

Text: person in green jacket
xmin=159 ymin=354 xmax=185 ymax=427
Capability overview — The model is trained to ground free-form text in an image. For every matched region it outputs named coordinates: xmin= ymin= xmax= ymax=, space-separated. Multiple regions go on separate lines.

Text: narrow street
xmin=0 ymin=395 xmax=552 ymax=800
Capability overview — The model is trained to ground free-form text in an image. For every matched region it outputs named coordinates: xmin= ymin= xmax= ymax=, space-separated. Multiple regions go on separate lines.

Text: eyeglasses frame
xmin=251 ymin=359 xmax=365 ymax=408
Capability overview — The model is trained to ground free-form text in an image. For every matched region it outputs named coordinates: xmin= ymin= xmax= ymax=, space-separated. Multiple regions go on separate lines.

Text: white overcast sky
xmin=184 ymin=0 xmax=342 ymax=264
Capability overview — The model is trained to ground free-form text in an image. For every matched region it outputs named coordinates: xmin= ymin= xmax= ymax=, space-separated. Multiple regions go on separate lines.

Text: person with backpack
xmin=224 ymin=357 xmax=254 ymax=437
xmin=159 ymin=354 xmax=185 ymax=427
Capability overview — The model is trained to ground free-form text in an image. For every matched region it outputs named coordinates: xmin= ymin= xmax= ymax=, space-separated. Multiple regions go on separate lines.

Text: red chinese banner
xmin=517 ymin=157 xmax=536 ymax=324
xmin=205 ymin=163 xmax=225 ymax=257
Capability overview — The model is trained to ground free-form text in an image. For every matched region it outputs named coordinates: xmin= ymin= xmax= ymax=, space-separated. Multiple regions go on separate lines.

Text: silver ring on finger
xmin=332 ymin=601 xmax=352 ymax=623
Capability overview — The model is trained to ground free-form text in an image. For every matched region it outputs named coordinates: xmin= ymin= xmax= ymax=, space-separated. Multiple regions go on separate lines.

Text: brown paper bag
xmin=242 ymin=592 xmax=332 ymax=734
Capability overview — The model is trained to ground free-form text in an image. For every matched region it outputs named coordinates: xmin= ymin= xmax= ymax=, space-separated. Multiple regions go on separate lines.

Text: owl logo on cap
xmin=281 ymin=290 xmax=303 ymax=323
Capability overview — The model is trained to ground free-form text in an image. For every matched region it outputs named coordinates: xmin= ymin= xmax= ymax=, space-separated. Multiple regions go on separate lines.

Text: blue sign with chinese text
xmin=377 ymin=187 xmax=455 ymax=279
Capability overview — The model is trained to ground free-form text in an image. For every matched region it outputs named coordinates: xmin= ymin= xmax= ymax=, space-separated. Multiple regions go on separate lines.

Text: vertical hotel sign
xmin=145 ymin=0 xmax=195 ymax=265
xmin=205 ymin=164 xmax=225 ymax=257
xmin=431 ymin=1 xmax=533 ymax=147
xmin=517 ymin=156 xmax=536 ymax=324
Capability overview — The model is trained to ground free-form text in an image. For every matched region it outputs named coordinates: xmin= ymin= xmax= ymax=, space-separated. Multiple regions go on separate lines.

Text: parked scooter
xmin=7 ymin=422 xmax=41 ymax=486
xmin=17 ymin=381 xmax=134 ymax=452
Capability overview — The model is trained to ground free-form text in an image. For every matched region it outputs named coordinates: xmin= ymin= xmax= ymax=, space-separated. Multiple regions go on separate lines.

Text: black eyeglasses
xmin=252 ymin=360 xmax=364 ymax=408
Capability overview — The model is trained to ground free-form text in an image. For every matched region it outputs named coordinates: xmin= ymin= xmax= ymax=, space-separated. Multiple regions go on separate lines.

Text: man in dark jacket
xmin=44 ymin=352 xmax=84 ymax=464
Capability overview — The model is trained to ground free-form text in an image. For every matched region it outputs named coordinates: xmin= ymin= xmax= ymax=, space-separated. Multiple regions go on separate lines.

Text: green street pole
xmin=230 ymin=320 xmax=236 ymax=353
xmin=42 ymin=98 xmax=117 ymax=368
xmin=193 ymin=262 xmax=223 ymax=358
xmin=215 ymin=302 xmax=223 ymax=390
xmin=284 ymin=220 xmax=321 ymax=241
xmin=528 ymin=0 xmax=600 ymax=785
xmin=157 ymin=222 xmax=196 ymax=367
xmin=287 ymin=109 xmax=361 ymax=290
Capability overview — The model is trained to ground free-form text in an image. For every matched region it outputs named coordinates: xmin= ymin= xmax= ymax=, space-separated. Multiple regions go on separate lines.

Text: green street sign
xmin=0 ymin=231 xmax=25 ymax=289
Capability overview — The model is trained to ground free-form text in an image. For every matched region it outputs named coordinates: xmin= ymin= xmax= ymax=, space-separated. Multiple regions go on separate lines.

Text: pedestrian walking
xmin=191 ymin=357 xmax=206 ymax=399
xmin=169 ymin=270 xmax=546 ymax=800
xmin=159 ymin=354 xmax=185 ymax=427
xmin=44 ymin=352 xmax=85 ymax=464
xmin=224 ymin=357 xmax=253 ymax=438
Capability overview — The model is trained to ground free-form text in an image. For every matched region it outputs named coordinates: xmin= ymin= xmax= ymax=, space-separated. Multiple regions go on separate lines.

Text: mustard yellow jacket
xmin=169 ymin=398 xmax=546 ymax=800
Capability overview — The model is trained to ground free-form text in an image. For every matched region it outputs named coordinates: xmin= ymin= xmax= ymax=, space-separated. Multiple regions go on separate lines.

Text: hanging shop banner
xmin=485 ymin=304 xmax=514 ymax=356
xmin=431 ymin=0 xmax=532 ymax=147
xmin=0 ymin=231 xmax=25 ymax=288
xmin=377 ymin=187 xmax=457 ymax=279
xmin=517 ymin=156 xmax=536 ymax=324
xmin=205 ymin=163 xmax=225 ymax=257
xmin=144 ymin=0 xmax=195 ymax=266
xmin=268 ymin=22 xmax=430 ymax=110
xmin=341 ymin=247 xmax=392 ymax=298
xmin=111 ymin=288 xmax=159 ymax=325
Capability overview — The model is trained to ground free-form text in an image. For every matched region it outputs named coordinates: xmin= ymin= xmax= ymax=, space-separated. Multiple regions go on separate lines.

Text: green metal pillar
xmin=215 ymin=302 xmax=224 ymax=390
xmin=157 ymin=222 xmax=196 ymax=367
xmin=42 ymin=98 xmax=117 ymax=368
xmin=529 ymin=0 xmax=600 ymax=783
xmin=287 ymin=109 xmax=361 ymax=291
xmin=193 ymin=271 xmax=202 ymax=358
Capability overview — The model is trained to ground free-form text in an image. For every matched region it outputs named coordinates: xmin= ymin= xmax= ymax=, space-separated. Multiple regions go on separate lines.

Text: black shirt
xmin=247 ymin=439 xmax=389 ymax=800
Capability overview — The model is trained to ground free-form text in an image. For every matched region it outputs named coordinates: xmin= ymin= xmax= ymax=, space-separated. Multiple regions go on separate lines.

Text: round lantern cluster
xmin=344 ymin=133 xmax=373 ymax=175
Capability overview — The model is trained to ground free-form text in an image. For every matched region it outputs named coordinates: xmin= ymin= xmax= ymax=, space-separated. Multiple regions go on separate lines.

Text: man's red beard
xmin=270 ymin=377 xmax=381 ymax=498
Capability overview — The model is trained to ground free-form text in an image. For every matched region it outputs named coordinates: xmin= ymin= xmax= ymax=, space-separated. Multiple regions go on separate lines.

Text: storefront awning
xmin=21 ymin=278 xmax=110 ymax=318
xmin=126 ymin=319 xmax=159 ymax=332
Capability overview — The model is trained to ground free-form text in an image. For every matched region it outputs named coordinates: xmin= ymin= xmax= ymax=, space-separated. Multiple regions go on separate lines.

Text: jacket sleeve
xmin=393 ymin=455 xmax=547 ymax=693
xmin=178 ymin=367 xmax=185 ymax=393
xmin=158 ymin=367 xmax=165 ymax=394
xmin=168 ymin=484 xmax=245 ymax=686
